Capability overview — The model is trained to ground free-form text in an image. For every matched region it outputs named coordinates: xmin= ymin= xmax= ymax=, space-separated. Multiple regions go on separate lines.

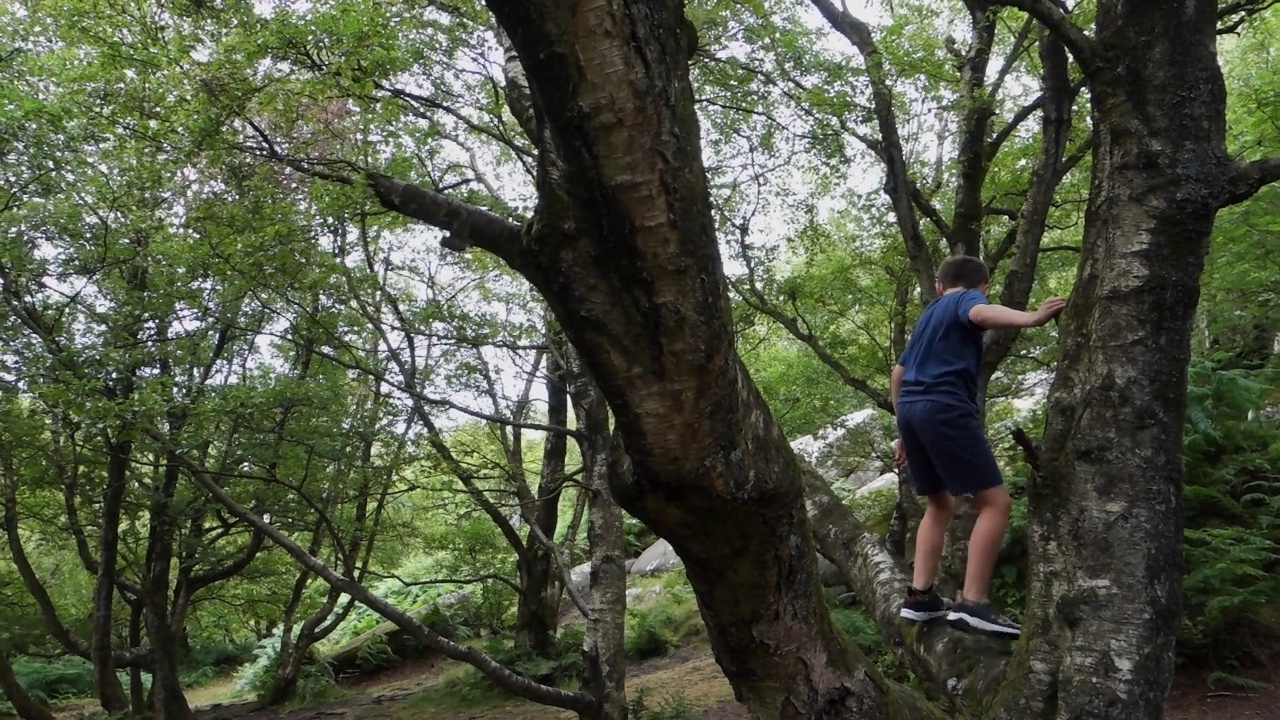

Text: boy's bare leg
xmin=912 ymin=491 xmax=956 ymax=590
xmin=961 ymin=485 xmax=1012 ymax=601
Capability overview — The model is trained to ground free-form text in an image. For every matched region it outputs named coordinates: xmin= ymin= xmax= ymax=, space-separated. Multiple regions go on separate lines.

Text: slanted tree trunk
xmin=474 ymin=3 xmax=940 ymax=716
xmin=0 ymin=653 xmax=55 ymax=720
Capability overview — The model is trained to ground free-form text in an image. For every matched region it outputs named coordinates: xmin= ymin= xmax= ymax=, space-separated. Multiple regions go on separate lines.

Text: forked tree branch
xmin=988 ymin=0 xmax=1098 ymax=74
xmin=1218 ymin=0 xmax=1280 ymax=34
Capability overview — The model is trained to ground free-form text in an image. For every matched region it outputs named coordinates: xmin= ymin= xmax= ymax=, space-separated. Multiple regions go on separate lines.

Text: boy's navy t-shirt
xmin=897 ymin=289 xmax=987 ymax=411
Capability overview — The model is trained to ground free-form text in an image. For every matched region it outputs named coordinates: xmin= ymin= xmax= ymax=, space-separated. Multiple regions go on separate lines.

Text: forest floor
xmin=163 ymin=647 xmax=1280 ymax=720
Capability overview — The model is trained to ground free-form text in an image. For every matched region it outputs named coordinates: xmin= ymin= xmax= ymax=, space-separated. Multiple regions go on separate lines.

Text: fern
xmin=1206 ymin=671 xmax=1272 ymax=691
xmin=1179 ymin=360 xmax=1280 ymax=668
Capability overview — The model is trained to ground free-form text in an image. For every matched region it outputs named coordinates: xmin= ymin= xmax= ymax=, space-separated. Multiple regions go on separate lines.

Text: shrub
xmin=627 ymin=687 xmax=699 ymax=719
xmin=233 ymin=633 xmax=337 ymax=704
xmin=9 ymin=655 xmax=96 ymax=705
xmin=625 ymin=603 xmax=677 ymax=661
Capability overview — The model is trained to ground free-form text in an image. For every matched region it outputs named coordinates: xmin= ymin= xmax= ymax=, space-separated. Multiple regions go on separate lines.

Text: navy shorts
xmin=896 ymin=400 xmax=1003 ymax=497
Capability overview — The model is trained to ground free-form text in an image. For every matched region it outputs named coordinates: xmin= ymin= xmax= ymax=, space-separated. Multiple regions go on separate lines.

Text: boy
xmin=892 ymin=255 xmax=1065 ymax=637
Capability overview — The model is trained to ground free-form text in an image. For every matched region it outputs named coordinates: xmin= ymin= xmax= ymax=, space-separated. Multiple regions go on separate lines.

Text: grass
xmin=185 ymin=676 xmax=246 ymax=709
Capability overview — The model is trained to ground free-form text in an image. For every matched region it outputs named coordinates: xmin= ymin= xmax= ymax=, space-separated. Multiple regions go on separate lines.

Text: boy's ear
xmin=935 ymin=282 xmax=944 ymax=296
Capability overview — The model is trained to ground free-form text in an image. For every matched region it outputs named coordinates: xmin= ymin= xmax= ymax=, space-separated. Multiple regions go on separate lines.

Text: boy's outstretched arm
xmin=970 ymin=297 xmax=1067 ymax=330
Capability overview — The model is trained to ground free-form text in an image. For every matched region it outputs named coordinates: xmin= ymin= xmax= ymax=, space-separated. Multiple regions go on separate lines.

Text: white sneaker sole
xmin=899 ymin=608 xmax=949 ymax=622
xmin=947 ymin=610 xmax=1021 ymax=637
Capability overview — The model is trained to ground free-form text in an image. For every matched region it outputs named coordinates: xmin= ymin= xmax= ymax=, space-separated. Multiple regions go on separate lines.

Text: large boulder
xmin=631 ymin=538 xmax=683 ymax=575
xmin=790 ymin=409 xmax=895 ymax=491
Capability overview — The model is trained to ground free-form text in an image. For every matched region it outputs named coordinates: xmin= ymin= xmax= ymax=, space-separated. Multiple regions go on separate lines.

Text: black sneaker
xmin=947 ymin=600 xmax=1021 ymax=637
xmin=899 ymin=586 xmax=951 ymax=622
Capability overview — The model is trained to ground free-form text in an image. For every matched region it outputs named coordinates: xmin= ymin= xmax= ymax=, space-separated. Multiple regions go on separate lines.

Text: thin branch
xmin=160 ymin=439 xmax=594 ymax=713
xmin=525 ymin=520 xmax=593 ymax=620
xmin=1217 ymin=0 xmax=1280 ymax=34
xmin=989 ymin=15 xmax=1037 ymax=102
xmin=735 ymin=283 xmax=893 ymax=413
xmin=238 ymin=120 xmax=527 ymax=267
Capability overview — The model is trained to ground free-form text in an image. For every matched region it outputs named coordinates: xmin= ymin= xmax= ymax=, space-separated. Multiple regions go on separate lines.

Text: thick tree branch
xmin=186 ymin=530 xmax=268 ymax=594
xmin=809 ymin=0 xmax=937 ymax=296
xmin=949 ymin=4 xmax=1000 ymax=257
xmin=1218 ymin=0 xmax=1280 ymax=34
xmin=1221 ymin=156 xmax=1280 ymax=207
xmin=981 ymin=30 xmax=1078 ymax=391
xmin=988 ymin=0 xmax=1098 ymax=74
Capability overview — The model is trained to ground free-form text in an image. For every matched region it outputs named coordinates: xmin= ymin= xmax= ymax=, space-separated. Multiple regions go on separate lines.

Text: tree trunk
xmin=515 ymin=333 xmax=569 ymax=661
xmin=141 ymin=452 xmax=194 ymax=720
xmin=988 ymin=1 xmax=1237 ymax=717
xmin=886 ymin=465 xmax=922 ymax=561
xmin=566 ymin=351 xmax=626 ymax=720
xmin=0 ymin=653 xmax=55 ymax=720
xmin=91 ymin=436 xmax=132 ymax=715
xmin=266 ymin=520 xmax=326 ymax=705
xmin=268 ymin=591 xmax=340 ymax=706
xmin=128 ymin=601 xmax=146 ymax=716
xmin=480 ymin=2 xmax=906 ymax=714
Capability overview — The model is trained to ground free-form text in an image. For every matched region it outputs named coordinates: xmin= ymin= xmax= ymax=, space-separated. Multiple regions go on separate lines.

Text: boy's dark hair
xmin=937 ymin=255 xmax=990 ymax=290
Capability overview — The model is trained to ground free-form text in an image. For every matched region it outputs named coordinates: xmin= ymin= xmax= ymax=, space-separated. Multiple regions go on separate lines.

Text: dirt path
xmin=1165 ymin=668 xmax=1280 ymax=720
xmin=185 ymin=653 xmax=1277 ymax=720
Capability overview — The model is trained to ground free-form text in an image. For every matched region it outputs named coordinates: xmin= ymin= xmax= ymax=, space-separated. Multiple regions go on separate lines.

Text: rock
xmin=855 ymin=472 xmax=898 ymax=497
xmin=567 ymin=561 xmax=591 ymax=597
xmin=841 ymin=470 xmax=883 ymax=493
xmin=818 ymin=557 xmax=844 ymax=587
xmin=631 ymin=538 xmax=683 ymax=575
xmin=789 ymin=409 xmax=899 ymax=490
